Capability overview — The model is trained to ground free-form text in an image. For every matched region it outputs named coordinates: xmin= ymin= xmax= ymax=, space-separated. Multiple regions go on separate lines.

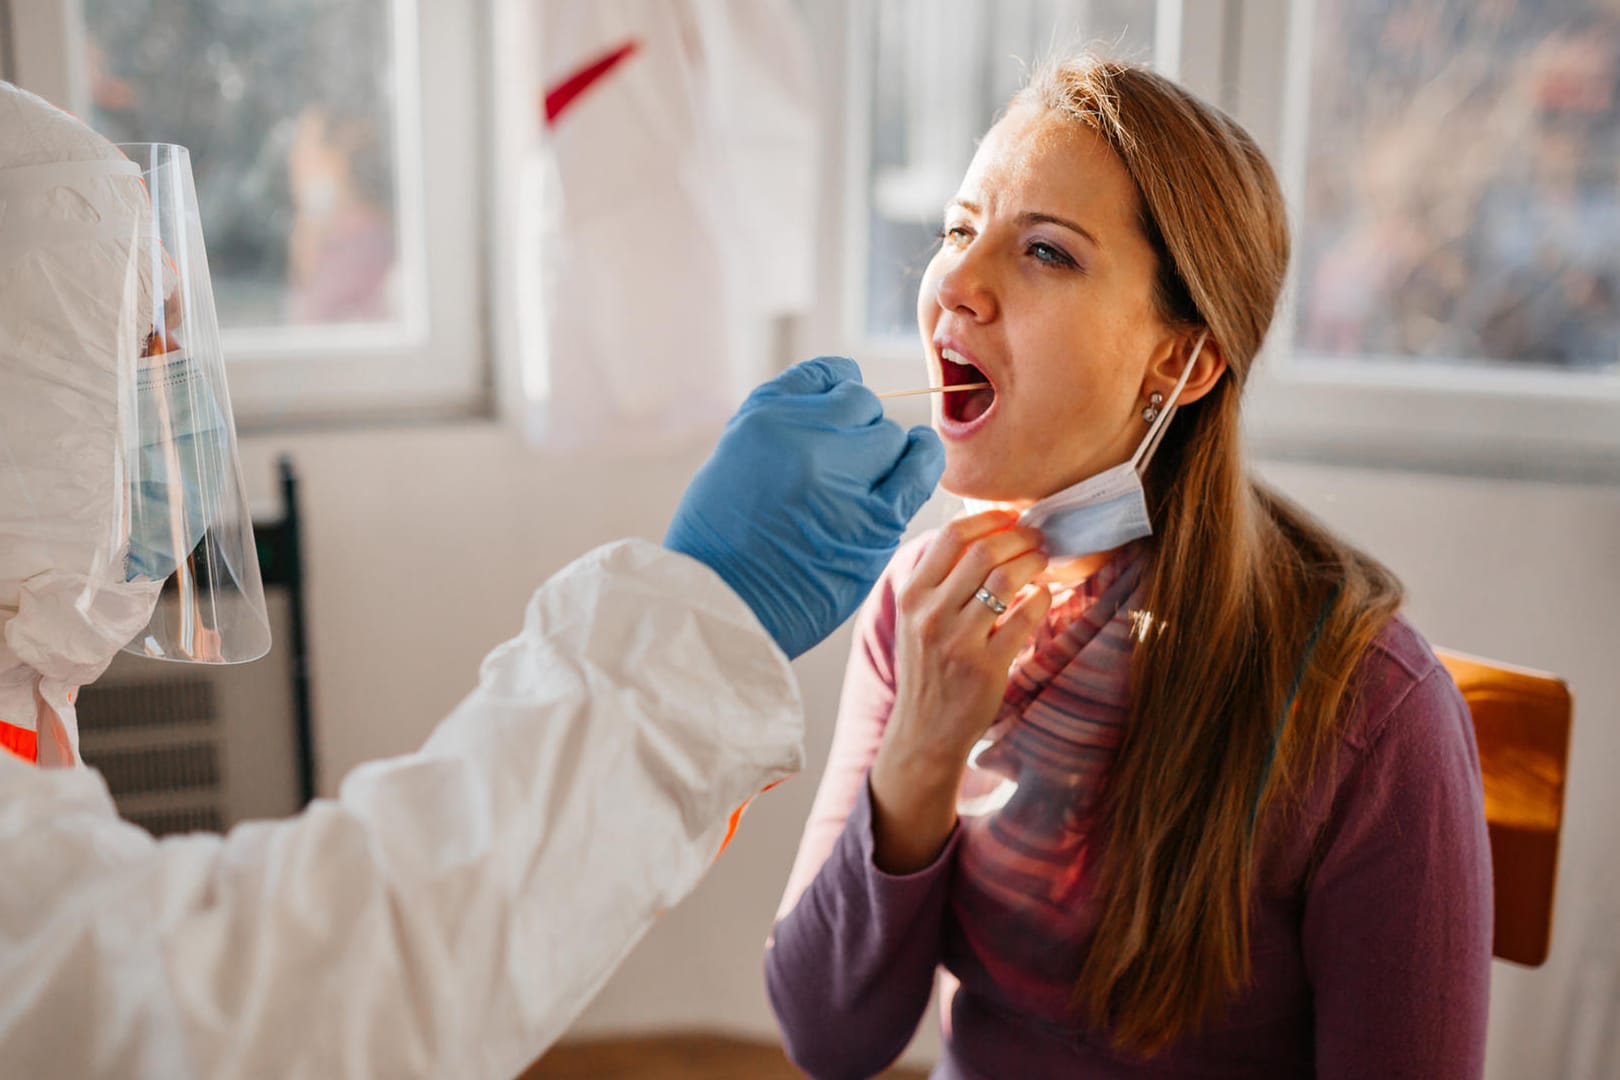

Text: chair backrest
xmin=1435 ymin=649 xmax=1573 ymax=967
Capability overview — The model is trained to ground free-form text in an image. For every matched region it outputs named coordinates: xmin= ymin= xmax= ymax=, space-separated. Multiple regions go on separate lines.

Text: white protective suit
xmin=0 ymin=84 xmax=804 ymax=1077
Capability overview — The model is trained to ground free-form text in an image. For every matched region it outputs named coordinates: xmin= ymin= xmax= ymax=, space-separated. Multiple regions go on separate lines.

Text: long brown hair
xmin=1014 ymin=59 xmax=1405 ymax=1054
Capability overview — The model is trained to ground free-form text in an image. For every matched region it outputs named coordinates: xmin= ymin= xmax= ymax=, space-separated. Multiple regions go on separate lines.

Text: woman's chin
xmin=941 ymin=461 xmax=1019 ymax=504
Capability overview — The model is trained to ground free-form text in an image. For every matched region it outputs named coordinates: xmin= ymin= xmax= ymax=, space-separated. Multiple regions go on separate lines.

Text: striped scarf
xmin=951 ymin=540 xmax=1146 ymax=1013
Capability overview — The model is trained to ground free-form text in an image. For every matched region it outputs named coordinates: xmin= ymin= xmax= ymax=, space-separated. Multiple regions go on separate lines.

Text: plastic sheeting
xmin=497 ymin=0 xmax=819 ymax=451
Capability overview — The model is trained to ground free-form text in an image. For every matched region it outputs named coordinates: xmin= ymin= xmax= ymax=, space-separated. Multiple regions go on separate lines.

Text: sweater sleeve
xmin=765 ymin=538 xmax=957 ymax=1080
xmin=1303 ymin=655 xmax=1493 ymax=1080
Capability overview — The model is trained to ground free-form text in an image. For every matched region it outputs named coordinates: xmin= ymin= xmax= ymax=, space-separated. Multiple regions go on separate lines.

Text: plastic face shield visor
xmin=0 ymin=143 xmax=270 ymax=665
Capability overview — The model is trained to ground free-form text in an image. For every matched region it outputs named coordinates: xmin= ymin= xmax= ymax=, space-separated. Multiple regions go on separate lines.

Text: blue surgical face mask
xmin=126 ymin=351 xmax=227 ymax=583
xmin=967 ymin=332 xmax=1209 ymax=560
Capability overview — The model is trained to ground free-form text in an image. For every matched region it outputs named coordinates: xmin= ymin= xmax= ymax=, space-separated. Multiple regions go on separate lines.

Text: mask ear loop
xmin=1132 ymin=330 xmax=1209 ymax=473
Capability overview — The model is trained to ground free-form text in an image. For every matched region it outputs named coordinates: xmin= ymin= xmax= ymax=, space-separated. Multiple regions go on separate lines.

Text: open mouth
xmin=940 ymin=347 xmax=996 ymax=424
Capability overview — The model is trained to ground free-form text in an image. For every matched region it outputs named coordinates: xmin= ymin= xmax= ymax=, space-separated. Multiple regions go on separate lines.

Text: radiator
xmin=75 ymin=591 xmax=305 ymax=836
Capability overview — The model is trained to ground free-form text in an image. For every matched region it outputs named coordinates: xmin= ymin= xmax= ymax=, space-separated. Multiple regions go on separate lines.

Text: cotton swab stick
xmin=876 ymin=382 xmax=990 ymax=400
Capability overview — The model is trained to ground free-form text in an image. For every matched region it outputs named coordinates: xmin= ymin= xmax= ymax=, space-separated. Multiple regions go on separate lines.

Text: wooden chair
xmin=1435 ymin=649 xmax=1573 ymax=967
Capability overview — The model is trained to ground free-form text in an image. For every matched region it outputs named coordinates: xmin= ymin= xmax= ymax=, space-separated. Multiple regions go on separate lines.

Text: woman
xmin=765 ymin=58 xmax=1491 ymax=1078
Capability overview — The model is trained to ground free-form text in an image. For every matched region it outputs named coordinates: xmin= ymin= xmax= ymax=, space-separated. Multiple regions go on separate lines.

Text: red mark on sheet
xmin=543 ymin=40 xmax=640 ymax=126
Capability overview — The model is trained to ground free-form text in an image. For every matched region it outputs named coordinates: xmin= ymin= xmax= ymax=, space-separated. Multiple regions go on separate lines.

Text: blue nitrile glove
xmin=665 ymin=356 xmax=945 ymax=659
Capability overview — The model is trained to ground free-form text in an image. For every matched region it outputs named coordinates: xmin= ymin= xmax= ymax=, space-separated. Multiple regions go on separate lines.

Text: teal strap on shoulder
xmin=1249 ymin=583 xmax=1342 ymax=837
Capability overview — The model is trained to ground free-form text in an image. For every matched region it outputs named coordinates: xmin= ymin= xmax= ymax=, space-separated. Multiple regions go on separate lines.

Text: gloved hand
xmin=665 ymin=357 xmax=944 ymax=659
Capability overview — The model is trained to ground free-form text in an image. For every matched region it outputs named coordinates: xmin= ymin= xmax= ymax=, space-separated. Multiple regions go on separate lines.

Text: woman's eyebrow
xmin=945 ymin=199 xmax=1103 ymax=251
xmin=1019 ymin=210 xmax=1102 ymax=250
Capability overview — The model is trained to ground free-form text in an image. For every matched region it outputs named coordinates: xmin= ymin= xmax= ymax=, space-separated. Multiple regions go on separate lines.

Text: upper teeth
xmin=941 ymin=347 xmax=968 ymax=365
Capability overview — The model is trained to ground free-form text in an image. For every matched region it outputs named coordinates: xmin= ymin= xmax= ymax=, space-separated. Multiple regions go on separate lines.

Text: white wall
xmin=238 ymin=423 xmax=1619 ymax=1077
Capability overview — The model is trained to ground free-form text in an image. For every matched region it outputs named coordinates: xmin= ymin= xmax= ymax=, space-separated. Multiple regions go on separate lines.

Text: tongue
xmin=958 ymin=387 xmax=994 ymax=422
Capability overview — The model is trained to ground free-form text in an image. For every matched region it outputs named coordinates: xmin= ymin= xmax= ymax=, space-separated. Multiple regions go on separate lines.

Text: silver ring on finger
xmin=973 ymin=584 xmax=1008 ymax=615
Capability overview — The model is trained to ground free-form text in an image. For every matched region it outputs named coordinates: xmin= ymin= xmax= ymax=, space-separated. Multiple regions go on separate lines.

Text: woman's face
xmin=918 ymin=102 xmax=1183 ymax=504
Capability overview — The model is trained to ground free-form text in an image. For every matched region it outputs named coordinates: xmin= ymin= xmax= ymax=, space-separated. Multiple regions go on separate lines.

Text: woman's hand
xmin=868 ymin=511 xmax=1052 ymax=873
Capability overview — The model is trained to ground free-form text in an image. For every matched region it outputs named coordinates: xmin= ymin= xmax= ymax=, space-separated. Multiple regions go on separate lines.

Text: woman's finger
xmin=939 ymin=525 xmax=1046 ymax=609
xmin=906 ymin=510 xmax=1020 ymax=593
xmin=960 ymin=548 xmax=1048 ymax=626
xmin=987 ymin=580 xmax=1054 ymax=664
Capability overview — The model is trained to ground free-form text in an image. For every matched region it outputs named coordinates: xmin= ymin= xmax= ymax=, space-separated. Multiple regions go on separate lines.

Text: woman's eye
xmin=1028 ymin=240 xmax=1077 ymax=268
xmin=937 ymin=224 xmax=973 ymax=248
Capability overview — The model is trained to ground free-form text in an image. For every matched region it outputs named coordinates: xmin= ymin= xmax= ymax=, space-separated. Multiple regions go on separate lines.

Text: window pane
xmin=80 ymin=0 xmax=407 ymax=333
xmin=1296 ymin=0 xmax=1620 ymax=372
xmin=865 ymin=0 xmax=1159 ymax=339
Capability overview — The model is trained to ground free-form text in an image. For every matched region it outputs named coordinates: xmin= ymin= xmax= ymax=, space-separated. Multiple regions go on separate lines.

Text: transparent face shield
xmin=0 ymin=143 xmax=269 ymax=683
xmin=119 ymin=143 xmax=270 ymax=663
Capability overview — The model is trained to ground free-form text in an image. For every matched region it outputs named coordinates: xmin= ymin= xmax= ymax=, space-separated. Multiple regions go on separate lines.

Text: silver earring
xmin=1141 ymin=391 xmax=1164 ymax=423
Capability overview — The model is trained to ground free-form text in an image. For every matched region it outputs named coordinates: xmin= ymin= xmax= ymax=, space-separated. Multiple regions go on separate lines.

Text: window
xmin=1292 ymin=0 xmax=1619 ymax=375
xmin=1238 ymin=0 xmax=1620 ymax=478
xmin=6 ymin=0 xmax=486 ymax=423
xmin=80 ymin=0 xmax=408 ymax=336
xmin=814 ymin=0 xmax=1620 ymax=478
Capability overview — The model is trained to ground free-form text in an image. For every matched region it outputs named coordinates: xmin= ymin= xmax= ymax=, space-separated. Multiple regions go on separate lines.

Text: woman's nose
xmin=932 ymin=248 xmax=998 ymax=323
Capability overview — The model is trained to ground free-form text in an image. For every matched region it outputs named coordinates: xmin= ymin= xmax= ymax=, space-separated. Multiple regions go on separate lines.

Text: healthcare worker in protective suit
xmin=0 ymin=83 xmax=944 ymax=1077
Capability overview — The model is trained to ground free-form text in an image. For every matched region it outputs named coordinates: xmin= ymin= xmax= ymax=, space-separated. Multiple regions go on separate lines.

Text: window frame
xmin=5 ymin=0 xmax=491 ymax=428
xmin=809 ymin=0 xmax=1620 ymax=482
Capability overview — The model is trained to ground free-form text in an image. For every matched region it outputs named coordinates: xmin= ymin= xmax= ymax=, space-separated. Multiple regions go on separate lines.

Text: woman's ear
xmin=1144 ymin=330 xmax=1227 ymax=406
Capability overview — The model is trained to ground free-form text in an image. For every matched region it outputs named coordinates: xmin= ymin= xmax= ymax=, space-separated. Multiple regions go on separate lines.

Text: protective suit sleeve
xmin=0 ymin=539 xmax=803 ymax=1079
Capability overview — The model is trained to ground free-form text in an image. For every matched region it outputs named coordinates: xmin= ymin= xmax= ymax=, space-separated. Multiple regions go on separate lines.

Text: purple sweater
xmin=766 ymin=538 xmax=1492 ymax=1079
